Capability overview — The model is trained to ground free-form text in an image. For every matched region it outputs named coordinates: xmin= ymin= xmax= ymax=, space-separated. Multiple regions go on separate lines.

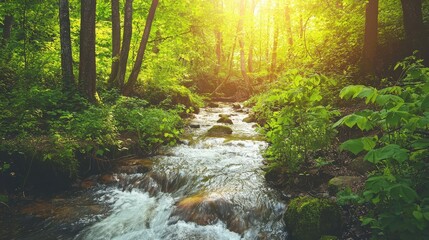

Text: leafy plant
xmin=336 ymin=56 xmax=429 ymax=239
xmin=251 ymin=73 xmax=339 ymax=173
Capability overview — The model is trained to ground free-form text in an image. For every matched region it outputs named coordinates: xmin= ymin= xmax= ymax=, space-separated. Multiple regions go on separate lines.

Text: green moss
xmin=284 ymin=196 xmax=342 ymax=240
xmin=207 ymin=125 xmax=233 ymax=136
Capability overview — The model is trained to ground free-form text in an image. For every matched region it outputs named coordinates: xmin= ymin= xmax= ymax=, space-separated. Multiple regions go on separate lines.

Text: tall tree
xmin=1 ymin=15 xmax=13 ymax=46
xmin=270 ymin=23 xmax=279 ymax=81
xmin=108 ymin=0 xmax=121 ymax=88
xmin=115 ymin=0 xmax=133 ymax=90
xmin=361 ymin=0 xmax=378 ymax=74
xmin=214 ymin=0 xmax=224 ymax=76
xmin=400 ymin=0 xmax=427 ymax=61
xmin=238 ymin=0 xmax=252 ymax=97
xmin=59 ymin=0 xmax=75 ymax=90
xmin=247 ymin=0 xmax=257 ymax=73
xmin=123 ymin=0 xmax=159 ymax=96
xmin=284 ymin=1 xmax=293 ymax=47
xmin=79 ymin=0 xmax=97 ymax=102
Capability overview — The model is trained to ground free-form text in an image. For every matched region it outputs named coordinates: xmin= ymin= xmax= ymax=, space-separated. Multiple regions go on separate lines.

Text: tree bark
xmin=214 ymin=29 xmax=223 ymax=76
xmin=247 ymin=0 xmax=257 ymax=73
xmin=270 ymin=24 xmax=279 ymax=81
xmin=59 ymin=0 xmax=75 ymax=91
xmin=79 ymin=0 xmax=97 ymax=103
xmin=400 ymin=0 xmax=427 ymax=61
xmin=116 ymin=0 xmax=133 ymax=90
xmin=108 ymin=0 xmax=121 ymax=88
xmin=238 ymin=0 xmax=252 ymax=97
xmin=2 ymin=15 xmax=13 ymax=45
xmin=285 ymin=3 xmax=293 ymax=47
xmin=361 ymin=0 xmax=378 ymax=74
xmin=123 ymin=0 xmax=158 ymax=96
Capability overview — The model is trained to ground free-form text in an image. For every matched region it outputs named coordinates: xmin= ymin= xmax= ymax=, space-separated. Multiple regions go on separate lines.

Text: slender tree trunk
xmin=285 ymin=3 xmax=293 ymax=47
xmin=361 ymin=0 xmax=378 ymax=74
xmin=247 ymin=0 xmax=256 ymax=73
xmin=123 ymin=0 xmax=159 ymax=96
xmin=270 ymin=24 xmax=279 ymax=81
xmin=2 ymin=15 xmax=13 ymax=45
xmin=108 ymin=0 xmax=121 ymax=88
xmin=400 ymin=0 xmax=427 ymax=62
xmin=238 ymin=0 xmax=252 ymax=97
xmin=214 ymin=30 xmax=223 ymax=76
xmin=116 ymin=0 xmax=133 ymax=90
xmin=79 ymin=0 xmax=97 ymax=103
xmin=59 ymin=0 xmax=75 ymax=90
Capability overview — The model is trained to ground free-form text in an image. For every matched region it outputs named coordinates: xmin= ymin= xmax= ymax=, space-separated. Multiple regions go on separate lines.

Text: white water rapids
xmin=4 ymin=103 xmax=287 ymax=240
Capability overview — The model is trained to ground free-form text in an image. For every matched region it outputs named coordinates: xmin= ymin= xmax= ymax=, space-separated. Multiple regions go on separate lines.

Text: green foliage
xmin=250 ymin=73 xmax=339 ymax=172
xmin=336 ymin=56 xmax=429 ymax=239
xmin=113 ymin=96 xmax=183 ymax=155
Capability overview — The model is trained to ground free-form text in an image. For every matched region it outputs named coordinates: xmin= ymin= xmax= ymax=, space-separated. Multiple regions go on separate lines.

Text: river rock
xmin=189 ymin=124 xmax=201 ymax=128
xmin=207 ymin=125 xmax=233 ymax=136
xmin=114 ymin=158 xmax=153 ymax=174
xmin=232 ymin=103 xmax=241 ymax=109
xmin=328 ymin=176 xmax=360 ymax=195
xmin=174 ymin=193 xmax=234 ymax=225
xmin=207 ymin=102 xmax=219 ymax=108
xmin=284 ymin=196 xmax=342 ymax=240
xmin=217 ymin=116 xmax=233 ymax=124
xmin=243 ymin=114 xmax=256 ymax=123
xmin=218 ymin=114 xmax=230 ymax=118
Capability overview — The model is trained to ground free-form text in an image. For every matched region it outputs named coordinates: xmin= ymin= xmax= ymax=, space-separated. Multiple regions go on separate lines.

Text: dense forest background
xmin=1 ymin=0 xmax=429 ymax=239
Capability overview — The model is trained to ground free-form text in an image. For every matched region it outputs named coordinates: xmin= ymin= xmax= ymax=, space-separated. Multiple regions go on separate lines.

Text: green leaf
xmin=413 ymin=211 xmax=423 ymax=220
xmin=388 ymin=183 xmax=418 ymax=203
xmin=421 ymin=95 xmax=429 ymax=110
xmin=339 ymin=85 xmax=364 ymax=100
xmin=340 ymin=136 xmax=377 ymax=155
xmin=364 ymin=144 xmax=409 ymax=164
xmin=340 ymin=138 xmax=364 ymax=155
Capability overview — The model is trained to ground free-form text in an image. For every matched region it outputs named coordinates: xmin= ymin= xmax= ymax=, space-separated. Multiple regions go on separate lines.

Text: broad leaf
xmin=364 ymin=144 xmax=409 ymax=164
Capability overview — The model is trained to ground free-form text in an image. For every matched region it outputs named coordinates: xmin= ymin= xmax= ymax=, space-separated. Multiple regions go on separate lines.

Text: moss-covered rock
xmin=217 ymin=116 xmax=233 ymax=124
xmin=207 ymin=102 xmax=219 ymax=108
xmin=284 ymin=196 xmax=342 ymax=240
xmin=320 ymin=235 xmax=338 ymax=240
xmin=328 ymin=176 xmax=360 ymax=195
xmin=207 ymin=125 xmax=233 ymax=136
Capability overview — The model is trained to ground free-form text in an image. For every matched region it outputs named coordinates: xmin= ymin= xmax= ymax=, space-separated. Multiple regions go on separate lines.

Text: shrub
xmin=250 ymin=73 xmax=339 ymax=173
xmin=336 ymin=56 xmax=429 ymax=239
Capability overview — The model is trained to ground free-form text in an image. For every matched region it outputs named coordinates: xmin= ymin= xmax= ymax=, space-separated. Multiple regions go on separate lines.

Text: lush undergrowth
xmin=0 ymin=85 xmax=202 ymax=197
xmin=249 ymin=56 xmax=429 ymax=239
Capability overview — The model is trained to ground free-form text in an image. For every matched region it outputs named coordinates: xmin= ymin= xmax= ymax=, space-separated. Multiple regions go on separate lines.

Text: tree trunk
xmin=270 ymin=24 xmax=279 ymax=81
xmin=400 ymin=0 xmax=427 ymax=61
xmin=59 ymin=0 xmax=75 ymax=91
xmin=238 ymin=0 xmax=252 ymax=97
xmin=79 ymin=0 xmax=97 ymax=103
xmin=247 ymin=0 xmax=257 ymax=73
xmin=2 ymin=15 xmax=13 ymax=45
xmin=123 ymin=0 xmax=158 ymax=96
xmin=361 ymin=0 xmax=378 ymax=74
xmin=214 ymin=30 xmax=223 ymax=76
xmin=108 ymin=0 xmax=121 ymax=88
xmin=285 ymin=3 xmax=293 ymax=47
xmin=116 ymin=0 xmax=133 ymax=90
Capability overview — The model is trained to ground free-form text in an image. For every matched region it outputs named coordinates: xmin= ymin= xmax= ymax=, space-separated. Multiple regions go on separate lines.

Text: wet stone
xmin=217 ymin=116 xmax=233 ymax=124
xmin=207 ymin=125 xmax=233 ymax=136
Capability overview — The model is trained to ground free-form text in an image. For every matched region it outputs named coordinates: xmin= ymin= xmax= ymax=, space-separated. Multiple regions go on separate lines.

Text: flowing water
xmin=2 ymin=103 xmax=287 ymax=240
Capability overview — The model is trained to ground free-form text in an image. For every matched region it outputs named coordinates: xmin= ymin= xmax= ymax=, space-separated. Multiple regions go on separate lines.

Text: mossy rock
xmin=347 ymin=156 xmax=375 ymax=175
xmin=217 ymin=116 xmax=233 ymax=124
xmin=219 ymin=114 xmax=230 ymax=118
xmin=284 ymin=196 xmax=342 ymax=240
xmin=207 ymin=125 xmax=233 ymax=136
xmin=328 ymin=176 xmax=360 ymax=195
xmin=243 ymin=115 xmax=255 ymax=123
xmin=232 ymin=103 xmax=241 ymax=109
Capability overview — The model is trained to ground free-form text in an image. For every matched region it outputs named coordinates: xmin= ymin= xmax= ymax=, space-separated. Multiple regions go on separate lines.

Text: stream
xmin=2 ymin=103 xmax=287 ymax=240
